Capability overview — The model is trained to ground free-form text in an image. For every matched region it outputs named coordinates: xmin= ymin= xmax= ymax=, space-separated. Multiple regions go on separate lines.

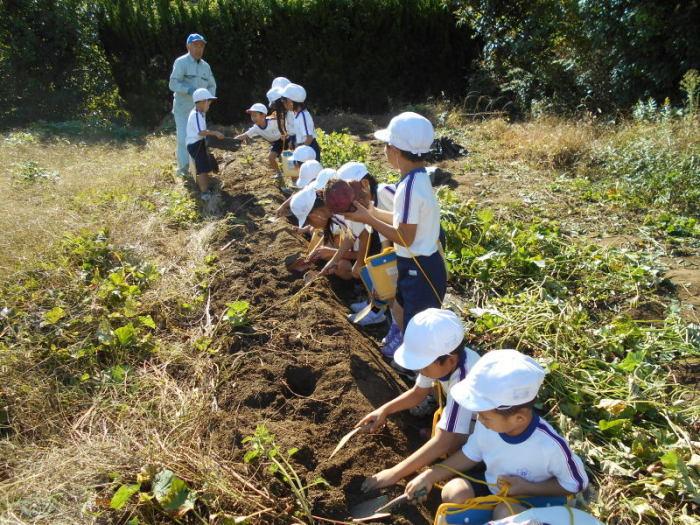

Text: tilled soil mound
xmin=203 ymin=143 xmax=435 ymax=524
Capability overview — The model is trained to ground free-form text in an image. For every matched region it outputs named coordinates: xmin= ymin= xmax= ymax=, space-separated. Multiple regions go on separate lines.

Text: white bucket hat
xmin=290 ymin=185 xmax=317 ymax=227
xmin=271 ymin=77 xmax=291 ymax=90
xmin=266 ymin=87 xmax=283 ymax=105
xmin=337 ymin=161 xmax=368 ymax=182
xmin=296 ymin=160 xmax=323 ymax=188
xmin=246 ymin=103 xmax=268 ymax=114
xmin=374 ymin=111 xmax=434 ymax=155
xmin=312 ymin=168 xmax=337 ymax=190
xmin=292 ymin=145 xmax=316 ymax=162
xmin=450 ymin=349 xmax=546 ymax=412
xmin=394 ymin=309 xmax=464 ymax=370
xmin=281 ymin=83 xmax=307 ymax=103
xmin=193 ymin=88 xmax=216 ymax=103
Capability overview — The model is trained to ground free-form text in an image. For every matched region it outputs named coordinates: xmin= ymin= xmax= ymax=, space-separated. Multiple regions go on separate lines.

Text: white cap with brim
xmin=290 ymin=185 xmax=317 ymax=227
xmin=296 ymin=160 xmax=323 ymax=188
xmin=246 ymin=103 xmax=268 ymax=114
xmin=292 ymin=145 xmax=316 ymax=162
xmin=394 ymin=308 xmax=464 ymax=370
xmin=312 ymin=168 xmax=336 ymax=190
xmin=337 ymin=161 xmax=368 ymax=182
xmin=450 ymin=349 xmax=545 ymax=412
xmin=267 ymin=87 xmax=283 ymax=105
xmin=373 ymin=111 xmax=434 ymax=155
xmin=193 ymin=88 xmax=216 ymax=103
xmin=281 ymin=83 xmax=307 ymax=103
xmin=271 ymin=77 xmax=291 ymax=90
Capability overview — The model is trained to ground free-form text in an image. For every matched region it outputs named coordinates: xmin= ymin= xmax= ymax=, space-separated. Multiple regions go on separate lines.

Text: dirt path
xmin=199 ymin=142 xmax=435 ymax=524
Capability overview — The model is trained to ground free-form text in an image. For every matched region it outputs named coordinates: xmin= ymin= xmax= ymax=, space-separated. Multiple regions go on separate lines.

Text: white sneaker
xmin=350 ymin=299 xmax=369 ymax=313
xmin=356 ymin=309 xmax=386 ymax=327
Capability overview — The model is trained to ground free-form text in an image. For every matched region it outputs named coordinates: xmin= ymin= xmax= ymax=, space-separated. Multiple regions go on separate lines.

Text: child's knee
xmin=441 ymin=478 xmax=474 ymax=504
xmin=492 ymin=502 xmax=524 ymax=520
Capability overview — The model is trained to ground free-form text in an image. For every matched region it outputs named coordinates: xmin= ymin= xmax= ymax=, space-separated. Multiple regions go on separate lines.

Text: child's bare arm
xmin=366 ymin=428 xmax=468 ymax=491
xmin=199 ymin=129 xmax=225 ymax=139
xmin=404 ymin=449 xmax=478 ymax=498
xmin=356 ymin=385 xmax=431 ymax=433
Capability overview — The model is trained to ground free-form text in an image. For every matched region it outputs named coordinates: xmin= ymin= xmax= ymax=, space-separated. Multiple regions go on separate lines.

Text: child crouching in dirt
xmin=405 ymin=349 xmax=589 ymax=522
xmin=186 ymin=88 xmax=224 ymax=201
xmin=356 ymin=309 xmax=480 ymax=491
xmin=234 ymin=102 xmax=283 ymax=176
xmin=288 ymin=184 xmax=357 ymax=279
xmin=318 ymin=162 xmax=390 ymax=326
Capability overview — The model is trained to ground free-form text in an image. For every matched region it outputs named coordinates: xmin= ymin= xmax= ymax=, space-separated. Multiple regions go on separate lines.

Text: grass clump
xmin=588 ymin=123 xmax=700 ymax=216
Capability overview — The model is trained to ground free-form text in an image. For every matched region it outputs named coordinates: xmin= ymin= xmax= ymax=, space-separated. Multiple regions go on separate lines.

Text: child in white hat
xmin=186 ymin=88 xmax=225 ymax=200
xmin=234 ymin=102 xmax=283 ymax=177
xmin=281 ymin=83 xmax=322 ymax=162
xmin=343 ymin=112 xmax=445 ymax=354
xmin=267 ymin=85 xmax=296 ymax=150
xmin=405 ymin=349 xmax=589 ymax=521
xmin=356 ymin=309 xmax=480 ymax=491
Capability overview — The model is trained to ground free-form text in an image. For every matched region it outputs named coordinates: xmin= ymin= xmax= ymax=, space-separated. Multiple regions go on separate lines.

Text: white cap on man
xmin=292 ymin=145 xmax=316 ymax=162
xmin=337 ymin=161 xmax=368 ymax=182
xmin=193 ymin=88 xmax=216 ymax=103
xmin=266 ymin=87 xmax=283 ymax=105
xmin=246 ymin=103 xmax=268 ymax=114
xmin=450 ymin=349 xmax=546 ymax=412
xmin=394 ymin=309 xmax=464 ymax=370
xmin=374 ymin=112 xmax=434 ymax=155
xmin=312 ymin=168 xmax=336 ymax=190
xmin=290 ymin=185 xmax=317 ymax=227
xmin=271 ymin=77 xmax=291 ymax=89
xmin=281 ymin=83 xmax=307 ymax=103
xmin=296 ymin=160 xmax=323 ymax=188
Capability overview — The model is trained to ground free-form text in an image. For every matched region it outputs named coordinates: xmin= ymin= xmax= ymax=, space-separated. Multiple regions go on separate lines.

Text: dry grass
xmin=0 ymin=130 xmax=257 ymax=524
xmin=0 ymin=134 xmax=174 ymax=277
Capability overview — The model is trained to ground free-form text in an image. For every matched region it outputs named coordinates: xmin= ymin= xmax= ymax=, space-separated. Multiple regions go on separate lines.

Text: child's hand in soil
xmin=307 ymin=246 xmax=334 ymax=262
xmin=343 ymin=200 xmax=373 ymax=224
xmin=213 ymin=131 xmax=225 ymax=140
xmin=361 ymin=468 xmax=399 ymax=493
xmin=404 ymin=470 xmax=434 ymax=502
xmin=356 ymin=407 xmax=388 ymax=433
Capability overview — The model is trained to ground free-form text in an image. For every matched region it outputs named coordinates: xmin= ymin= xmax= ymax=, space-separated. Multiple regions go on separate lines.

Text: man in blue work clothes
xmin=169 ymin=33 xmax=217 ymax=177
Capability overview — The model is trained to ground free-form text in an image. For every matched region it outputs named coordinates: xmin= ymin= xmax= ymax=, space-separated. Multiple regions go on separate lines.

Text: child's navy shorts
xmin=308 ymin=138 xmax=322 ymax=163
xmin=187 ymin=139 xmax=213 ymax=175
xmin=270 ymin=139 xmax=284 ymax=155
xmin=396 ymin=249 xmax=447 ymax=331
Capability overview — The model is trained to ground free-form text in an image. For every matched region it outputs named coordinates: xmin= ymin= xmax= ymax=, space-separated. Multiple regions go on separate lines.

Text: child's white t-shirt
xmin=392 ymin=168 xmax=440 ymax=257
xmin=415 ymin=348 xmax=480 ymax=435
xmin=377 ymin=183 xmax=397 ymax=212
xmin=374 ymin=183 xmax=397 ymax=243
xmin=462 ymin=416 xmax=589 ymax=495
xmin=186 ymin=109 xmax=206 ymax=145
xmin=294 ymin=109 xmax=316 ymax=143
xmin=285 ymin=111 xmax=296 ymax=139
xmin=244 ymin=118 xmax=281 ymax=143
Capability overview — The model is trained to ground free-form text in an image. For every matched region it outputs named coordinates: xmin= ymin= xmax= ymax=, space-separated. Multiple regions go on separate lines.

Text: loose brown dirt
xmin=198 ymin=142 xmax=436 ymax=524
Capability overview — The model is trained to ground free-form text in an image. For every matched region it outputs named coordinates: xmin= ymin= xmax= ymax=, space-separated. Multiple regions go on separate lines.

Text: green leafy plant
xmin=12 ymin=161 xmax=60 ymax=183
xmin=223 ymin=300 xmax=250 ymax=328
xmin=315 ymin=130 xmax=370 ymax=169
xmin=243 ymin=425 xmax=327 ymax=524
xmin=109 ymin=468 xmax=199 ymax=519
xmin=680 ymin=69 xmax=700 ymax=115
